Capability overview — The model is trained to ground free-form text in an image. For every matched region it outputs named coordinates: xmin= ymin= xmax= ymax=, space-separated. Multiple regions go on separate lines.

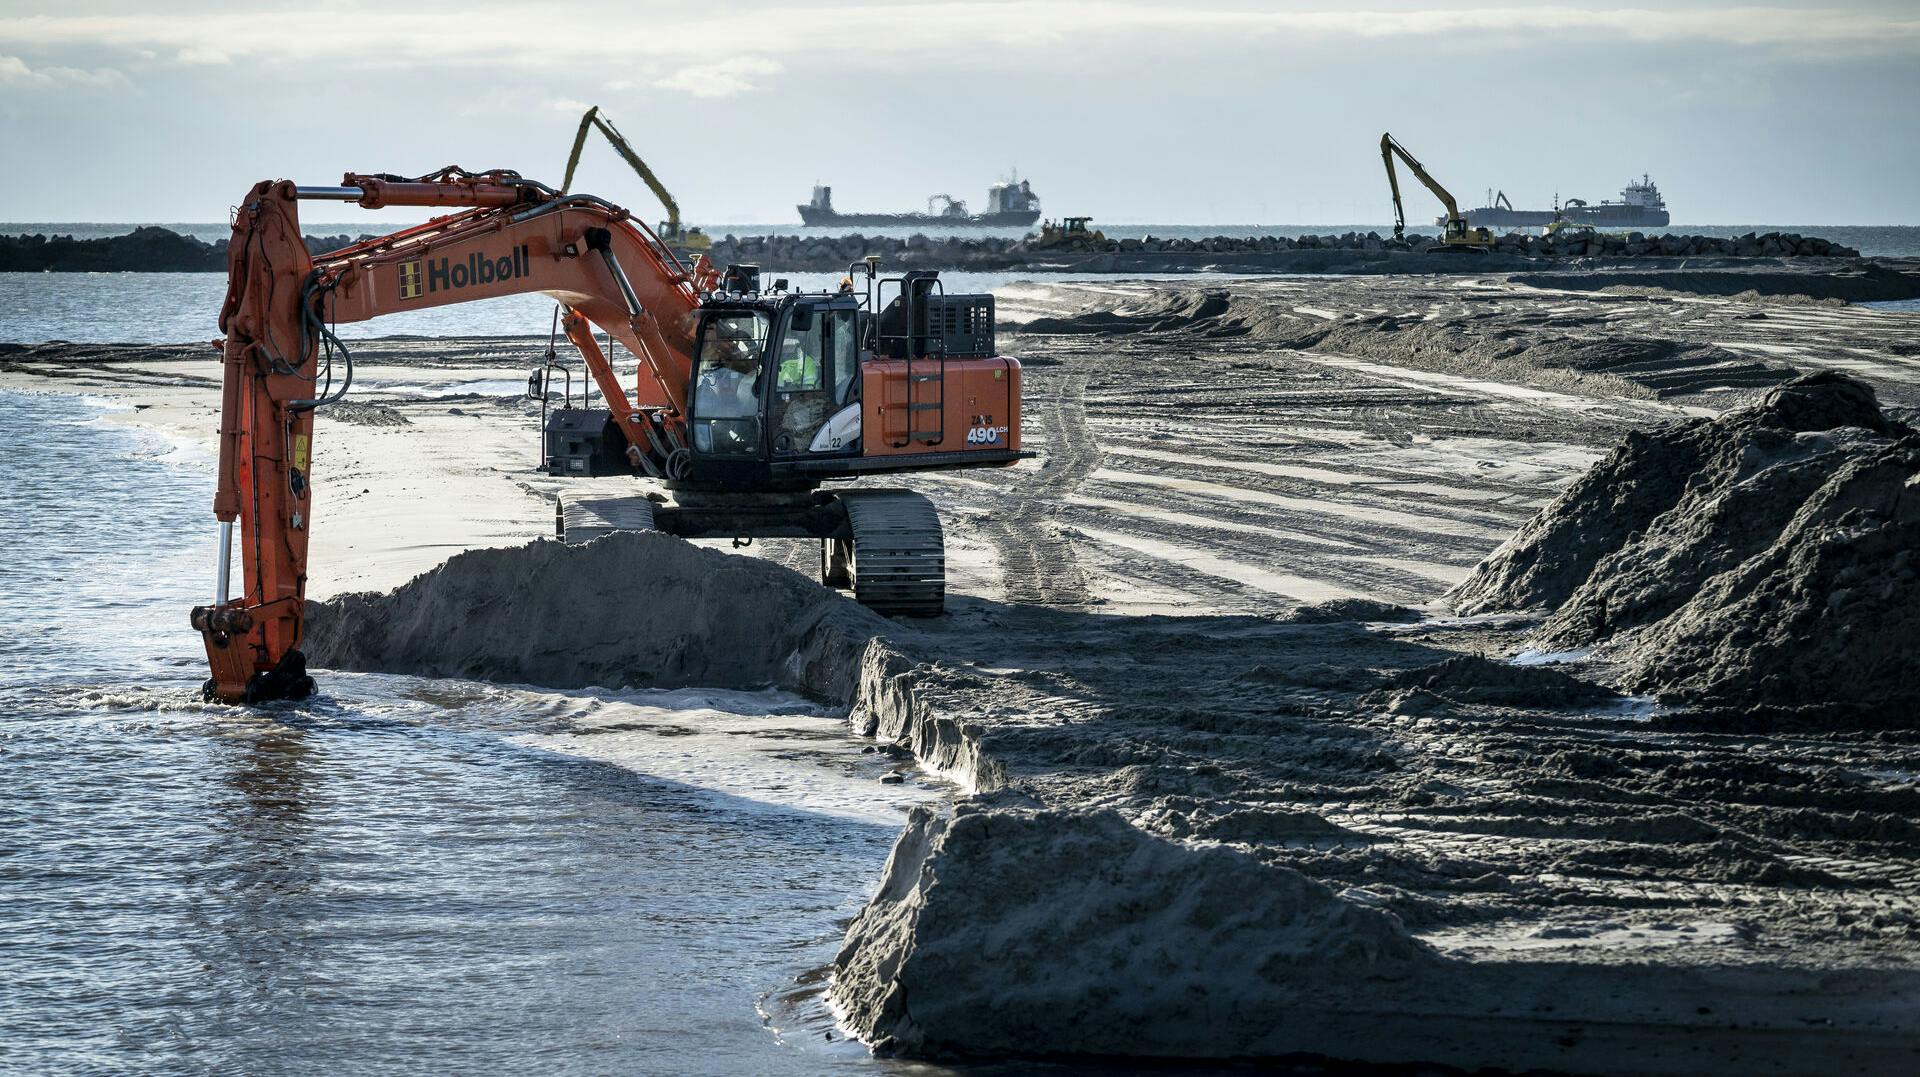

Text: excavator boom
xmin=1379 ymin=132 xmax=1490 ymax=250
xmin=564 ymin=106 xmax=689 ymax=242
xmin=191 ymin=169 xmax=716 ymax=703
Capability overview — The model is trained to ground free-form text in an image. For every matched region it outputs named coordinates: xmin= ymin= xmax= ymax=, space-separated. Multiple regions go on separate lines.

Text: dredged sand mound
xmin=831 ymin=803 xmax=1437 ymax=1059
xmin=1022 ymin=286 xmax=1799 ymax=398
xmin=829 ymin=800 xmax=1920 ymax=1073
xmin=304 ymin=530 xmax=891 ymax=697
xmin=1451 ymin=372 xmax=1920 ymax=713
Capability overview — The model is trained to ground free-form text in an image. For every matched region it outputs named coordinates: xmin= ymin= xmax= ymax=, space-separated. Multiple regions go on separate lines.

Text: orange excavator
xmin=191 ymin=167 xmax=1026 ymax=703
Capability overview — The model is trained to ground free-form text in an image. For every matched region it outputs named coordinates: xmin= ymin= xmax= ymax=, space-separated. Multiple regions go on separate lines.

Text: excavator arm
xmin=1379 ymin=132 xmax=1466 ymax=241
xmin=563 ymin=106 xmax=687 ymax=240
xmin=191 ymin=168 xmax=717 ymax=703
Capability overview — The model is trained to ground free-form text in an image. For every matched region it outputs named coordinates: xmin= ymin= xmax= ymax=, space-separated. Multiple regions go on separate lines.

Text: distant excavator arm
xmin=1379 ymin=132 xmax=1466 ymax=241
xmin=192 ymin=168 xmax=716 ymax=703
xmin=563 ymin=106 xmax=684 ymax=239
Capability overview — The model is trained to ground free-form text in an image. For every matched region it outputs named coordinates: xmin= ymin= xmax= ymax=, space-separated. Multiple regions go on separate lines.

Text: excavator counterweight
xmin=192 ymin=168 xmax=1027 ymax=704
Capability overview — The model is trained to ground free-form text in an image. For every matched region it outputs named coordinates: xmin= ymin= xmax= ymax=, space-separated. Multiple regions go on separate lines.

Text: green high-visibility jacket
xmin=778 ymin=351 xmax=820 ymax=390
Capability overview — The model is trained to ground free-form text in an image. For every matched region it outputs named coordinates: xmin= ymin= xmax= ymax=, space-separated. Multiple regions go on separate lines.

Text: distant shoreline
xmin=0 ymin=224 xmax=1899 ymax=278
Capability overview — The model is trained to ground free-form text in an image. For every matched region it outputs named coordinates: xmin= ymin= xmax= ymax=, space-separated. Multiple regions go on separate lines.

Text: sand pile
xmin=304 ymin=530 xmax=892 ymax=697
xmin=1282 ymin=597 xmax=1423 ymax=624
xmin=1022 ymin=289 xmax=1233 ymax=335
xmin=830 ymin=802 xmax=1435 ymax=1059
xmin=1025 ymin=288 xmax=1792 ymax=397
xmin=1510 ymin=262 xmax=1920 ymax=303
xmin=1285 ymin=313 xmax=1779 ymax=397
xmin=1451 ymin=373 xmax=1920 ymax=711
xmin=1372 ymin=654 xmax=1617 ymax=712
xmin=829 ymin=805 xmax=1920 ymax=1071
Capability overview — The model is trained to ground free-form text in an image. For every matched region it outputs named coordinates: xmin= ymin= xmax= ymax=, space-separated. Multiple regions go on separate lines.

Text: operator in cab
xmin=777 ymin=326 xmax=820 ymax=390
xmin=692 ymin=317 xmax=765 ymax=454
xmin=697 ymin=348 xmax=759 ymax=415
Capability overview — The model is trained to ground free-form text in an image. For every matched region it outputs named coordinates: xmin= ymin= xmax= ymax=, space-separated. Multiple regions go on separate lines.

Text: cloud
xmin=0 ymin=4 xmax=1913 ymax=74
xmin=652 ymin=57 xmax=782 ymax=99
xmin=174 ymin=46 xmax=228 ymax=65
xmin=0 ymin=52 xmax=130 ymax=89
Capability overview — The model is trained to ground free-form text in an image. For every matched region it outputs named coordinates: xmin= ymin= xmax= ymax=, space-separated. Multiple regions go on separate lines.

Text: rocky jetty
xmin=0 ymin=227 xmax=367 ymax=272
xmin=0 ymin=224 xmax=1869 ymax=274
xmin=702 ymin=228 xmax=1860 ymax=272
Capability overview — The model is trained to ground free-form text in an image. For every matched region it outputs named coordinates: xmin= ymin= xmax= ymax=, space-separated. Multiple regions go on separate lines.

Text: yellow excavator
xmin=1379 ymin=132 xmax=1494 ymax=253
xmin=563 ymin=105 xmax=710 ymax=253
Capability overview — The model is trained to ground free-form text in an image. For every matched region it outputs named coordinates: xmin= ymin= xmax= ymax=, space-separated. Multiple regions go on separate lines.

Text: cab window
xmin=776 ymin=306 xmax=824 ymax=392
xmin=830 ymin=309 xmax=856 ymax=403
xmin=691 ymin=311 xmax=769 ymax=455
xmin=693 ymin=312 xmax=769 ymax=418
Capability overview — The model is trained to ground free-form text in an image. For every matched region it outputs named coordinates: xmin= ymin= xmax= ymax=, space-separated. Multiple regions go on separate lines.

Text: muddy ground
xmin=7 ymin=267 xmax=1920 ymax=1073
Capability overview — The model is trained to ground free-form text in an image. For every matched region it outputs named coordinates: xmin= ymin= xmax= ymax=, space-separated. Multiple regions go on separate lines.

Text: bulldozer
xmin=1379 ymin=133 xmax=1495 ymax=253
xmin=1544 ymin=197 xmax=1598 ymax=237
xmin=1028 ymin=216 xmax=1107 ymax=253
xmin=189 ymin=167 xmax=1027 ymax=703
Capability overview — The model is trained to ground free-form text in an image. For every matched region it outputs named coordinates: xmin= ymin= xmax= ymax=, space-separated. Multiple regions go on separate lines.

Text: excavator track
xmin=554 ymin=489 xmax=944 ymax=617
xmin=556 ymin=494 xmax=657 ymax=542
xmin=834 ymin=489 xmax=946 ymax=617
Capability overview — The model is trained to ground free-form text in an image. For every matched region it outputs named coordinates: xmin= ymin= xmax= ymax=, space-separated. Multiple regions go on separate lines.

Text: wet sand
xmin=6 ymin=270 xmax=1919 ymax=1073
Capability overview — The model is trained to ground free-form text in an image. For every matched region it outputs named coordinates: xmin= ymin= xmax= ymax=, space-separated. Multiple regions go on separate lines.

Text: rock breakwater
xmin=703 ymin=228 xmax=1861 ymax=272
xmin=0 ymin=225 xmax=1871 ymax=274
xmin=0 ymin=227 xmax=368 ymax=272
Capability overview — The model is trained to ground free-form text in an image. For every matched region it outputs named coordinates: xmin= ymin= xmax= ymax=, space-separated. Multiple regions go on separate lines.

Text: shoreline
xmin=11 ymin=226 xmax=1920 ymax=295
xmin=7 ymin=271 xmax=1919 ymax=1072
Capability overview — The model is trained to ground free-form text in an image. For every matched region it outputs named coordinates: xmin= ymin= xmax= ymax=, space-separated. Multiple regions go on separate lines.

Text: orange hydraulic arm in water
xmin=190 ymin=167 xmax=718 ymax=703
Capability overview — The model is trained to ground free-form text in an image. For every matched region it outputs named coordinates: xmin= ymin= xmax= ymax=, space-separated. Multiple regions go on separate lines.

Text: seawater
xmin=0 ymin=270 xmax=1253 ymax=345
xmin=0 ymin=391 xmax=942 ymax=1074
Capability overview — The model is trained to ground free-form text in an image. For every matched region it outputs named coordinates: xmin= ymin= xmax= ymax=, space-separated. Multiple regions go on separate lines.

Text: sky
xmin=0 ymin=1 xmax=1916 ymax=225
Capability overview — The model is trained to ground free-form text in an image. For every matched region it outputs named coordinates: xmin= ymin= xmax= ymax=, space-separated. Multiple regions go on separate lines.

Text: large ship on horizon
xmin=1455 ymin=175 xmax=1671 ymax=229
xmin=797 ymin=175 xmax=1042 ymax=228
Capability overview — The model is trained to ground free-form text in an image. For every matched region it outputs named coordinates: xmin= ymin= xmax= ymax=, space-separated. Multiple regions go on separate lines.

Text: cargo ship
xmin=1455 ymin=175 xmax=1670 ymax=229
xmin=797 ymin=176 xmax=1041 ymax=227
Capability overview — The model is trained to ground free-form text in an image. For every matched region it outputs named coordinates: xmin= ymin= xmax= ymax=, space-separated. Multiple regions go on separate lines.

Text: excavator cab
xmin=1439 ymin=219 xmax=1497 ymax=251
xmin=685 ymin=292 xmax=864 ymax=482
xmin=687 ymin=310 xmax=771 ymax=457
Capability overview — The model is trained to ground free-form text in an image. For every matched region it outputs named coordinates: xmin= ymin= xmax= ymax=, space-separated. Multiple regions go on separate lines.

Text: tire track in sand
xmin=982 ymin=373 xmax=1096 ymax=608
